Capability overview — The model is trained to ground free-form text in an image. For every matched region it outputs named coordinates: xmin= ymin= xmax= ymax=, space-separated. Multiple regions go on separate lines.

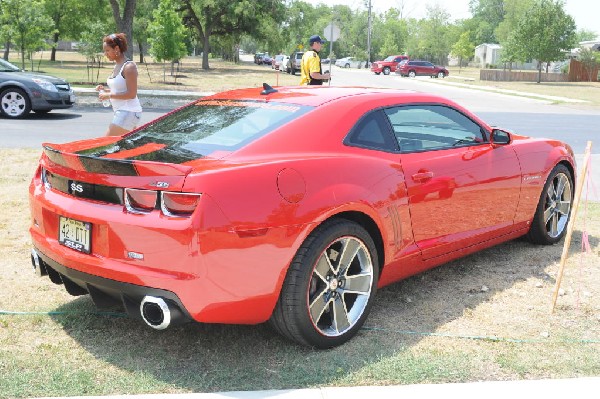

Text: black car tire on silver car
xmin=270 ymin=219 xmax=379 ymax=348
xmin=0 ymin=87 xmax=31 ymax=118
xmin=527 ymin=164 xmax=573 ymax=245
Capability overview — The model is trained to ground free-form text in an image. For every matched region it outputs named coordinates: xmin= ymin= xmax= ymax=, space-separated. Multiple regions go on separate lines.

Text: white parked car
xmin=334 ymin=57 xmax=363 ymax=69
xmin=280 ymin=55 xmax=290 ymax=72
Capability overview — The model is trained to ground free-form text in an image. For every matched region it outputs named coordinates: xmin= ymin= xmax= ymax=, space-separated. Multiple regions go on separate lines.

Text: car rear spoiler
xmin=42 ymin=144 xmax=193 ymax=177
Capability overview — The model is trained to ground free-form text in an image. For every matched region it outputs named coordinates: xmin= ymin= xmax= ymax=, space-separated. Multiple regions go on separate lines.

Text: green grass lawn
xmin=0 ymin=149 xmax=599 ymax=397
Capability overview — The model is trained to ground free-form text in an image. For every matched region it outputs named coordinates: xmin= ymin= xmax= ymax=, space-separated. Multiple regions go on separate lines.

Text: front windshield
xmin=76 ymin=99 xmax=312 ymax=163
xmin=384 ymin=56 xmax=395 ymax=62
xmin=0 ymin=58 xmax=20 ymax=72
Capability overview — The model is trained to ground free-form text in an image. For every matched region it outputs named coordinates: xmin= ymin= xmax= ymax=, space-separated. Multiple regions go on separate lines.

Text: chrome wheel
xmin=0 ymin=88 xmax=31 ymax=118
xmin=543 ymin=172 xmax=572 ymax=238
xmin=308 ymin=236 xmax=374 ymax=337
xmin=270 ymin=219 xmax=378 ymax=348
xmin=437 ymin=71 xmax=445 ymax=78
xmin=527 ymin=164 xmax=573 ymax=245
xmin=408 ymin=70 xmax=416 ymax=78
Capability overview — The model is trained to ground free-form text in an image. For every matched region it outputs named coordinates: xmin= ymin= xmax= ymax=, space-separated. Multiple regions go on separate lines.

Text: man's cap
xmin=309 ymin=35 xmax=324 ymax=45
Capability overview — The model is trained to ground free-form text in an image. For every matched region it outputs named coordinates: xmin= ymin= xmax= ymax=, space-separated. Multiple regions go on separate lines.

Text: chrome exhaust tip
xmin=140 ymin=296 xmax=171 ymax=330
xmin=31 ymin=249 xmax=47 ymax=277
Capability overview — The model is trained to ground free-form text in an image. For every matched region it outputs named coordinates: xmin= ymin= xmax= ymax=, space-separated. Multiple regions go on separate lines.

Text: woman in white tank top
xmin=95 ymin=33 xmax=142 ymax=136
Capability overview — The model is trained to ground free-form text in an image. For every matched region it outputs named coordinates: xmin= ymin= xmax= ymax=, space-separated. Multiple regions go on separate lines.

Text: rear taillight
xmin=41 ymin=168 xmax=51 ymax=189
xmin=161 ymin=192 xmax=202 ymax=217
xmin=125 ymin=188 xmax=158 ymax=214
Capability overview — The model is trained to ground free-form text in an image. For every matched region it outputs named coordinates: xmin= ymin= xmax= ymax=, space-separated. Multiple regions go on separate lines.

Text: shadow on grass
xmin=49 ymin=232 xmax=598 ymax=393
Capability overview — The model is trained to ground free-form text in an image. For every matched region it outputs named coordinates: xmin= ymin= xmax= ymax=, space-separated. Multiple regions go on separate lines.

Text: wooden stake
xmin=551 ymin=141 xmax=592 ymax=312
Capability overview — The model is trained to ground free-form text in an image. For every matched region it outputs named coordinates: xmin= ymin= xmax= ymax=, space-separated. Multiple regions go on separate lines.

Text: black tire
xmin=383 ymin=67 xmax=390 ymax=75
xmin=291 ymin=68 xmax=296 ymax=75
xmin=408 ymin=70 xmax=416 ymax=78
xmin=269 ymin=219 xmax=379 ymax=348
xmin=527 ymin=164 xmax=573 ymax=245
xmin=344 ymin=63 xmax=350 ymax=68
xmin=437 ymin=71 xmax=445 ymax=78
xmin=0 ymin=87 xmax=31 ymax=119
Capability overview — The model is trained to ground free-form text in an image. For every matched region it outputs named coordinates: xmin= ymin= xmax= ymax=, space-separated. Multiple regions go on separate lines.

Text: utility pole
xmin=366 ymin=0 xmax=372 ymax=67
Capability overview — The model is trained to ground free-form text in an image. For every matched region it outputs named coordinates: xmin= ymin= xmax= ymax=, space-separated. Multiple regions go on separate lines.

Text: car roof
xmin=204 ymin=86 xmax=449 ymax=108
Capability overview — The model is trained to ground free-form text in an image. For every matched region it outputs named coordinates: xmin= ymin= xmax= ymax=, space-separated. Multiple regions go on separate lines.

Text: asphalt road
xmin=0 ymin=67 xmax=597 ymax=199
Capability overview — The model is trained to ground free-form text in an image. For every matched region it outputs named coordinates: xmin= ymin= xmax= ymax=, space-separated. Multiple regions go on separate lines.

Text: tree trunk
xmin=202 ymin=34 xmax=210 ymax=70
xmin=3 ymin=41 xmax=9 ymax=60
xmin=51 ymin=32 xmax=60 ymax=62
xmin=109 ymin=0 xmax=137 ymax=60
xmin=537 ymin=61 xmax=542 ymax=84
xmin=138 ymin=41 xmax=144 ymax=64
xmin=21 ymin=41 xmax=25 ymax=70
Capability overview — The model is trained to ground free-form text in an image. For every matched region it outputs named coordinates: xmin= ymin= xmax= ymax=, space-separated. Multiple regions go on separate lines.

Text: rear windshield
xmin=76 ymin=100 xmax=311 ymax=162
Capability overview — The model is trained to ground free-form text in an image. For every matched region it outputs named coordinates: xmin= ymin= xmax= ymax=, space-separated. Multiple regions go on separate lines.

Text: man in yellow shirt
xmin=300 ymin=35 xmax=331 ymax=85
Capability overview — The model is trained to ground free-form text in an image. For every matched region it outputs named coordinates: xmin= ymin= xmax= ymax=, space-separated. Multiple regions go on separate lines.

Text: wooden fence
xmin=480 ymin=59 xmax=598 ymax=82
xmin=568 ymin=59 xmax=599 ymax=82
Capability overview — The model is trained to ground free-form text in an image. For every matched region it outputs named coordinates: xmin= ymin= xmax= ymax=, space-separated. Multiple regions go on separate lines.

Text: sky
xmin=304 ymin=0 xmax=598 ymax=34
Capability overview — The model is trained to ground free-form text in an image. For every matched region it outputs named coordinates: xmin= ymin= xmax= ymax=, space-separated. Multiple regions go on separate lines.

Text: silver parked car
xmin=0 ymin=58 xmax=75 ymax=119
xmin=334 ymin=57 xmax=363 ymax=69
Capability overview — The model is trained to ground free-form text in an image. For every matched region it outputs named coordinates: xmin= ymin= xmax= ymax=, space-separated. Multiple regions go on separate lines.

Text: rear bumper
xmin=31 ymin=245 xmax=191 ymax=325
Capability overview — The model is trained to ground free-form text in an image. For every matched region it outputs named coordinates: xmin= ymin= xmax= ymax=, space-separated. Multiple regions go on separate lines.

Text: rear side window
xmin=344 ymin=110 xmax=398 ymax=152
xmin=76 ymin=100 xmax=311 ymax=162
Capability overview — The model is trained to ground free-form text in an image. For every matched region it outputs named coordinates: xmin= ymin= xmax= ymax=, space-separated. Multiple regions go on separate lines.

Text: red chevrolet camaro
xmin=29 ymin=85 xmax=575 ymax=348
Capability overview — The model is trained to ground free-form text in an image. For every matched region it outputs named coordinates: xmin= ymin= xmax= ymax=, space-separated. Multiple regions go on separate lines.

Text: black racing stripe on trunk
xmin=44 ymin=146 xmax=138 ymax=175
xmin=78 ymin=157 xmax=139 ymax=176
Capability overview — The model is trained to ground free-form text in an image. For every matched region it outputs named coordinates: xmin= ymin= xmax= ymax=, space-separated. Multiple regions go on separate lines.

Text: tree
xmin=134 ymin=0 xmax=160 ymax=63
xmin=495 ymin=0 xmax=534 ymax=43
xmin=468 ymin=0 xmax=505 ymax=43
xmin=507 ymin=0 xmax=576 ymax=83
xmin=576 ymin=29 xmax=598 ymax=43
xmin=373 ymin=8 xmax=408 ymax=60
xmin=78 ymin=22 xmax=106 ymax=84
xmin=3 ymin=0 xmax=53 ymax=69
xmin=0 ymin=0 xmax=11 ymax=59
xmin=578 ymin=47 xmax=600 ymax=82
xmin=180 ymin=0 xmax=285 ymax=70
xmin=420 ymin=4 xmax=452 ymax=65
xmin=108 ymin=0 xmax=137 ymax=60
xmin=44 ymin=0 xmax=97 ymax=61
xmin=148 ymin=0 xmax=188 ymax=82
xmin=451 ymin=31 xmax=475 ymax=71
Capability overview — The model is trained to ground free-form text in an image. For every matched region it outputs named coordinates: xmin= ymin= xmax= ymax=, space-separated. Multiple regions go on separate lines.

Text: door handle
xmin=412 ymin=171 xmax=434 ymax=183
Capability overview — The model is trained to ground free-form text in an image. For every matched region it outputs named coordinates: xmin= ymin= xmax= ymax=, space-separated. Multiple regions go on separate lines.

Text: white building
xmin=474 ymin=43 xmax=502 ymax=68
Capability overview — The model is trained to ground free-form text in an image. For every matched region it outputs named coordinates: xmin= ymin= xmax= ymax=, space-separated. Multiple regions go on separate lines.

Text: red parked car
xmin=370 ymin=55 xmax=409 ymax=75
xmin=396 ymin=60 xmax=449 ymax=78
xmin=29 ymin=85 xmax=574 ymax=348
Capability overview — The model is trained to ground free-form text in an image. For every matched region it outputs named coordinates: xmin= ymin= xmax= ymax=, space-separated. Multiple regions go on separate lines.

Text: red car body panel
xmin=29 ymin=86 xmax=575 ymax=326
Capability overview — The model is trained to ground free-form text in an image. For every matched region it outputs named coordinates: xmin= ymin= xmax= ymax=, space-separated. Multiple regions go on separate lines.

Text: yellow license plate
xmin=58 ymin=216 xmax=91 ymax=254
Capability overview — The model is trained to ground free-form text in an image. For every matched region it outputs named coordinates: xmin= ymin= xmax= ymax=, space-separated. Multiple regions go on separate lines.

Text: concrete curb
xmin=35 ymin=377 xmax=600 ymax=399
xmin=73 ymin=87 xmax=211 ymax=109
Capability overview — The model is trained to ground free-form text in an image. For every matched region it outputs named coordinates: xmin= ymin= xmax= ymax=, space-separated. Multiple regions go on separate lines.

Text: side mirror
xmin=491 ymin=128 xmax=511 ymax=145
